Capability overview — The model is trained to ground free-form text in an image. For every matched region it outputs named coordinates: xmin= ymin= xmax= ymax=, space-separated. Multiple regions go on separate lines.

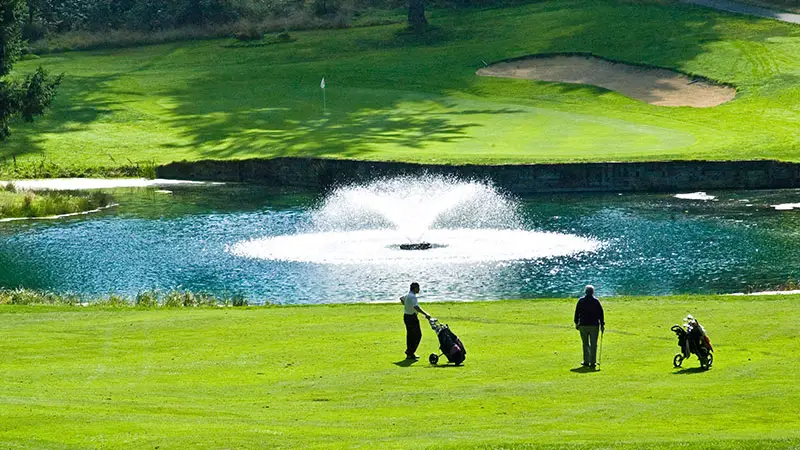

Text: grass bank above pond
xmin=3 ymin=0 xmax=800 ymax=175
xmin=0 ymin=186 xmax=112 ymax=219
xmin=1 ymin=295 xmax=798 ymax=449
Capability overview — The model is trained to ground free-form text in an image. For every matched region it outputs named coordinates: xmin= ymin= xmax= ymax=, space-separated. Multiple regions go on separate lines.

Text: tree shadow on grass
xmin=161 ymin=88 xmax=524 ymax=161
xmin=0 ymin=45 xmax=196 ymax=167
xmin=353 ymin=25 xmax=453 ymax=51
xmin=532 ymin=2 xmax=726 ymax=69
xmin=0 ymin=74 xmax=120 ymax=164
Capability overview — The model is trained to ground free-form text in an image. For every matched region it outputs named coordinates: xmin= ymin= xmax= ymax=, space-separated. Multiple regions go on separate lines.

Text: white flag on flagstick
xmin=320 ymin=77 xmax=326 ymax=89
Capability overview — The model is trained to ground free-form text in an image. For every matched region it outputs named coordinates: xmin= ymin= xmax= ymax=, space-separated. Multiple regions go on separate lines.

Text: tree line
xmin=24 ymin=0 xmax=262 ymax=37
xmin=18 ymin=0 xmax=470 ymax=39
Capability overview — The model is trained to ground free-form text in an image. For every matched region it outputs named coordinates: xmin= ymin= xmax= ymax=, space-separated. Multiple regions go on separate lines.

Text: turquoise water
xmin=1 ymin=184 xmax=800 ymax=304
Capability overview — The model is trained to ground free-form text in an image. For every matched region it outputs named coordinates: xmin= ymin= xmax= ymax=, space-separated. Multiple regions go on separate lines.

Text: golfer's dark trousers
xmin=579 ymin=325 xmax=600 ymax=365
xmin=404 ymin=313 xmax=422 ymax=357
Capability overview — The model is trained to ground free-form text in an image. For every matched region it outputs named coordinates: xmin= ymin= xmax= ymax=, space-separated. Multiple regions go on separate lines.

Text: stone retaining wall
xmin=157 ymin=158 xmax=800 ymax=194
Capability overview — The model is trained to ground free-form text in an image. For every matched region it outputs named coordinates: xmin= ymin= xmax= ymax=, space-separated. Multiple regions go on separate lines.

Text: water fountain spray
xmin=229 ymin=175 xmax=601 ymax=263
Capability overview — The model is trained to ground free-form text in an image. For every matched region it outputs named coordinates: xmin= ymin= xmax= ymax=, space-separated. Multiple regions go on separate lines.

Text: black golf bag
xmin=671 ymin=315 xmax=713 ymax=369
xmin=428 ymin=318 xmax=466 ymax=365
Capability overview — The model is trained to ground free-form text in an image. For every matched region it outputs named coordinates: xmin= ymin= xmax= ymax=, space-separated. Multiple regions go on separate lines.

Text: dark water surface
xmin=2 ymin=184 xmax=799 ymax=304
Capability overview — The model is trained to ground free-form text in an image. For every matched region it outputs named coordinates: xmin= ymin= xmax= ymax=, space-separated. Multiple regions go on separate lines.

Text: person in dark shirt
xmin=574 ymin=285 xmax=605 ymax=367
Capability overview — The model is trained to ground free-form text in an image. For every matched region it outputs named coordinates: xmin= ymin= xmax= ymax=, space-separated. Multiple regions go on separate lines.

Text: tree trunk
xmin=26 ymin=0 xmax=34 ymax=25
xmin=408 ymin=0 xmax=427 ymax=30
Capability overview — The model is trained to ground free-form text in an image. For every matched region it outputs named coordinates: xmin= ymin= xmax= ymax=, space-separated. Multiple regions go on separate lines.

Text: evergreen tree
xmin=0 ymin=0 xmax=61 ymax=140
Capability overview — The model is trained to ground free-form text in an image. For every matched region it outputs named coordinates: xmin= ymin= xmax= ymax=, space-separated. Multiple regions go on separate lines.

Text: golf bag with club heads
xmin=671 ymin=314 xmax=713 ymax=369
xmin=428 ymin=318 xmax=466 ymax=365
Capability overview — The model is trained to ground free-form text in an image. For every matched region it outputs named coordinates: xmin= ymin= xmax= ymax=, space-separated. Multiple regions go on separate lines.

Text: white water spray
xmin=229 ymin=175 xmax=602 ymax=263
xmin=311 ymin=176 xmax=521 ymax=242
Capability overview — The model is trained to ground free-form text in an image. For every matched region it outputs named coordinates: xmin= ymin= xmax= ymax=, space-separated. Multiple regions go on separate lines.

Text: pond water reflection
xmin=1 ymin=182 xmax=799 ymax=304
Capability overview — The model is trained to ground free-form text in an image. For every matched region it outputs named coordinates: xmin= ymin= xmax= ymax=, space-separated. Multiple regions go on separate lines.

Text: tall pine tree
xmin=0 ymin=0 xmax=60 ymax=140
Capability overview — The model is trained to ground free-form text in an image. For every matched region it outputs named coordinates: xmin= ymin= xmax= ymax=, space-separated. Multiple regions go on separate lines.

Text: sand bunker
xmin=477 ymin=55 xmax=736 ymax=107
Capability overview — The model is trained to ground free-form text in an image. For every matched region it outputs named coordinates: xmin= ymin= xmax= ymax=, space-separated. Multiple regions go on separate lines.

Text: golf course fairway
xmin=1 ymin=295 xmax=798 ymax=448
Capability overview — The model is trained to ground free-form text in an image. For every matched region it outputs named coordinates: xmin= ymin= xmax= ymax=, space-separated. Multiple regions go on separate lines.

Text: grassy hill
xmin=2 ymin=0 xmax=799 ymax=175
xmin=0 ymin=295 xmax=798 ymax=448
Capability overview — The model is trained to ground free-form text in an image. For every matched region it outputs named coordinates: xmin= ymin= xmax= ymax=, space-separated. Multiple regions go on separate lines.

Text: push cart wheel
xmin=706 ymin=353 xmax=713 ymax=368
xmin=673 ymin=354 xmax=684 ymax=368
xmin=429 ymin=354 xmax=439 ymax=365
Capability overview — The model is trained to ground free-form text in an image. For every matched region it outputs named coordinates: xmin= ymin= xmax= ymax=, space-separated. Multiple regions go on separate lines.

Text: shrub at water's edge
xmin=0 ymin=288 xmax=251 ymax=307
xmin=3 ymin=285 xmax=800 ymax=309
xmin=0 ymin=185 xmax=113 ymax=219
xmin=0 ymin=158 xmax=157 ymax=179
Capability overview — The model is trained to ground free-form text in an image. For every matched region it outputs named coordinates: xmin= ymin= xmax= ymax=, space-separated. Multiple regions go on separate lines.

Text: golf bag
xmin=671 ymin=315 xmax=713 ymax=369
xmin=428 ymin=318 xmax=466 ymax=365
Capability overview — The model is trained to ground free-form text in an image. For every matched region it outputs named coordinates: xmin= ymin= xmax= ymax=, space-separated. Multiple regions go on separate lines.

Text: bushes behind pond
xmin=0 ymin=186 xmax=113 ymax=219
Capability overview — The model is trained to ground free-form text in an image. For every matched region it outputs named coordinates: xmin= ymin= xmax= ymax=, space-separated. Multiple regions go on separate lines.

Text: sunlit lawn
xmin=3 ymin=0 xmax=800 ymax=173
xmin=1 ymin=295 xmax=798 ymax=448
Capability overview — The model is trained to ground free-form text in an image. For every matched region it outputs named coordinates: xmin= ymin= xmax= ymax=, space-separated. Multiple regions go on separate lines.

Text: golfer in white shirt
xmin=400 ymin=282 xmax=431 ymax=360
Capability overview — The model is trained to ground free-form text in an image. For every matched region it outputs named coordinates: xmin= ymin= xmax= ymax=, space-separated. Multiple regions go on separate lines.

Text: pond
xmin=1 ymin=179 xmax=799 ymax=304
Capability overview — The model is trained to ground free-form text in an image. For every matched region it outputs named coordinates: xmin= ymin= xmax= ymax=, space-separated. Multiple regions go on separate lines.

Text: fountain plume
xmin=229 ymin=175 xmax=601 ymax=263
xmin=311 ymin=175 xmax=521 ymax=243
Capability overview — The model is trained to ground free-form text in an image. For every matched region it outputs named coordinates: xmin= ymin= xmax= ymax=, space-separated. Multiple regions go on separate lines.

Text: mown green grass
xmin=1 ymin=295 xmax=798 ymax=449
xmin=0 ymin=187 xmax=112 ymax=219
xmin=2 ymin=0 xmax=799 ymax=175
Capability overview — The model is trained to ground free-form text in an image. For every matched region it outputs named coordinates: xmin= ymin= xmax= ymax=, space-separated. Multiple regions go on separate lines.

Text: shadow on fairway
xmin=1 ymin=74 xmax=119 ymax=164
xmin=534 ymin=2 xmax=727 ymax=71
xmin=673 ymin=367 xmax=710 ymax=375
xmin=354 ymin=25 xmax=452 ymax=50
xmin=393 ymin=359 xmax=419 ymax=367
xmin=163 ymin=99 xmax=517 ymax=161
xmin=570 ymin=366 xmax=599 ymax=374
